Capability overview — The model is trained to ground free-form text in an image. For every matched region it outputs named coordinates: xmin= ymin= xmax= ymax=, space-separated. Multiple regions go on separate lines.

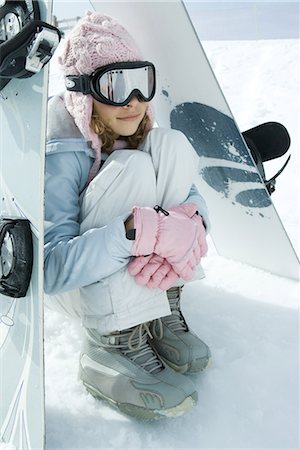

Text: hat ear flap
xmin=145 ymin=103 xmax=155 ymax=131
xmin=64 ymin=91 xmax=102 ymax=161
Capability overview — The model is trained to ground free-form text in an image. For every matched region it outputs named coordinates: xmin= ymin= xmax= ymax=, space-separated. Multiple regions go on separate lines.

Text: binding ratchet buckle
xmin=25 ymin=25 xmax=60 ymax=73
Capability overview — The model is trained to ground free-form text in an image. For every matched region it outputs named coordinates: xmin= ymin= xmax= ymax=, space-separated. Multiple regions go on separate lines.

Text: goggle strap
xmin=65 ymin=75 xmax=91 ymax=95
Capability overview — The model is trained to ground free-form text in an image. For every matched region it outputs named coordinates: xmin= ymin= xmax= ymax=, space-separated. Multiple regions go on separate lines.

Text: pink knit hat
xmin=58 ymin=11 xmax=154 ymax=182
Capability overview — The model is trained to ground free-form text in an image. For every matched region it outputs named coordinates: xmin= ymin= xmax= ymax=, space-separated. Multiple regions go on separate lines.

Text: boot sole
xmin=82 ymin=381 xmax=197 ymax=420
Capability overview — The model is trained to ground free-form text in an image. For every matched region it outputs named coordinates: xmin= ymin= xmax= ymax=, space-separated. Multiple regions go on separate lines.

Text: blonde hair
xmin=91 ymin=108 xmax=149 ymax=152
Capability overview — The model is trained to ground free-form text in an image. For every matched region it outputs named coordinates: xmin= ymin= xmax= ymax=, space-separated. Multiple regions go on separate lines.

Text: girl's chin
xmin=115 ymin=124 xmax=141 ymax=136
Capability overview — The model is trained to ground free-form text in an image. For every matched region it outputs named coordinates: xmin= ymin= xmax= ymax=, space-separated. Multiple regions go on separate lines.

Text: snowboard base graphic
xmin=0 ymin=67 xmax=46 ymax=450
xmin=0 ymin=1 xmax=59 ymax=448
xmin=91 ymin=0 xmax=299 ymax=280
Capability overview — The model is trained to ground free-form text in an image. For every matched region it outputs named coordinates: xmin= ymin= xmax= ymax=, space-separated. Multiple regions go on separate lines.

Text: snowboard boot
xmin=151 ymin=287 xmax=211 ymax=374
xmin=79 ymin=323 xmax=198 ymax=419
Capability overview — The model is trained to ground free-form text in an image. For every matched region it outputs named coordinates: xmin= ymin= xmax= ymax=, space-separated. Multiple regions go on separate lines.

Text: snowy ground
xmin=43 ymin=37 xmax=299 ymax=450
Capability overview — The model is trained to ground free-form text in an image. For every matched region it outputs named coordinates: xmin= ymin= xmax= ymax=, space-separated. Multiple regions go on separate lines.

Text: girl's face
xmin=93 ymin=96 xmax=148 ymax=139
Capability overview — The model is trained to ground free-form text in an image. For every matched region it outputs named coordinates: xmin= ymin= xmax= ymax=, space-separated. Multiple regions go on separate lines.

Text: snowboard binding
xmin=242 ymin=122 xmax=291 ymax=195
xmin=0 ymin=218 xmax=33 ymax=298
xmin=0 ymin=0 xmax=61 ymax=91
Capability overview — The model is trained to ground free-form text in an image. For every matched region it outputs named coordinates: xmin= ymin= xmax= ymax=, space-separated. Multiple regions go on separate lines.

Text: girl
xmin=45 ymin=11 xmax=211 ymax=419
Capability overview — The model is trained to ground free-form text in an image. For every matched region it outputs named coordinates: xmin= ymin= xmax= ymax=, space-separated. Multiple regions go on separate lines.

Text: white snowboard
xmin=0 ymin=1 xmax=53 ymax=449
xmin=90 ymin=0 xmax=299 ymax=280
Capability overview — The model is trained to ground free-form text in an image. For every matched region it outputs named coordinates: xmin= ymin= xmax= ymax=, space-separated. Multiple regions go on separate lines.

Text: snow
xmin=44 ymin=258 xmax=299 ymax=449
xmin=42 ymin=37 xmax=300 ymax=450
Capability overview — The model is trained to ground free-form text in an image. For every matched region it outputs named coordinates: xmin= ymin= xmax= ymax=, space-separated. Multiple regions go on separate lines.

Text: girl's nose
xmin=124 ymin=96 xmax=140 ymax=107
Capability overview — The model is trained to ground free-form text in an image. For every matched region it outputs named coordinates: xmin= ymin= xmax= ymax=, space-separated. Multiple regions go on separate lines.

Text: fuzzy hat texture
xmin=58 ymin=11 xmax=154 ymax=182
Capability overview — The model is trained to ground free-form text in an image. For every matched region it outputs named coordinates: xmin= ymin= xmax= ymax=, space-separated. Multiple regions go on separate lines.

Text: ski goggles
xmin=65 ymin=61 xmax=156 ymax=106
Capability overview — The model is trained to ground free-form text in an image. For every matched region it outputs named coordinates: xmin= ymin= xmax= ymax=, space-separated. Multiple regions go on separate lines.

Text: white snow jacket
xmin=44 ymin=95 xmax=210 ymax=295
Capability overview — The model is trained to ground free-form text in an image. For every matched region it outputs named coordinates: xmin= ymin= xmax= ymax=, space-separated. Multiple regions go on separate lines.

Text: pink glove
xmin=132 ymin=203 xmax=206 ymax=280
xmin=170 ymin=203 xmax=208 ymax=261
xmin=128 ymin=254 xmax=180 ymax=290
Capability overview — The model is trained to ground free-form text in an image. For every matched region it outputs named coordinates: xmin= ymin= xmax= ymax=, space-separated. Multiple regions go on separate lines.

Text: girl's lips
xmin=118 ymin=114 xmax=140 ymax=121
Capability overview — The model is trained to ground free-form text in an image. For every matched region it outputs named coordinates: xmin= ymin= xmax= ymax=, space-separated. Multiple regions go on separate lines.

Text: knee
xmin=124 ymin=150 xmax=156 ymax=185
xmin=126 ymin=149 xmax=152 ymax=169
xmin=104 ymin=149 xmax=155 ymax=184
xmin=147 ymin=128 xmax=196 ymax=161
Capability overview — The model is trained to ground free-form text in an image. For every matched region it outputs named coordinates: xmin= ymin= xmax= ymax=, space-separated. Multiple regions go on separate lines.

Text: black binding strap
xmin=0 ymin=219 xmax=33 ymax=298
xmin=0 ymin=19 xmax=60 ymax=82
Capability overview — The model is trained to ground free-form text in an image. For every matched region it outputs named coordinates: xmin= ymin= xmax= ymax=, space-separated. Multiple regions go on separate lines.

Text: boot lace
xmin=108 ymin=323 xmax=164 ymax=375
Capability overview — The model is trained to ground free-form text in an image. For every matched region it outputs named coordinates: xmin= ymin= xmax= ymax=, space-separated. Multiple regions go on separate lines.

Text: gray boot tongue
xmin=165 ymin=294 xmax=189 ymax=333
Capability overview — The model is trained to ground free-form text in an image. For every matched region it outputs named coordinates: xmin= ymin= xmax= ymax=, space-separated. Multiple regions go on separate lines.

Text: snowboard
xmin=0 ymin=1 xmax=60 ymax=449
xmin=90 ymin=0 xmax=299 ymax=280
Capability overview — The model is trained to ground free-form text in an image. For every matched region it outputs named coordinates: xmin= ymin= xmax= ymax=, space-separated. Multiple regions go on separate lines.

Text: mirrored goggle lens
xmin=96 ymin=65 xmax=155 ymax=104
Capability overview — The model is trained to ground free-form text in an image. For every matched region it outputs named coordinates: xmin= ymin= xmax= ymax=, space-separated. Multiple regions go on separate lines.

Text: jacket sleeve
xmin=44 ymin=151 xmax=132 ymax=295
xmin=184 ymin=183 xmax=210 ymax=232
